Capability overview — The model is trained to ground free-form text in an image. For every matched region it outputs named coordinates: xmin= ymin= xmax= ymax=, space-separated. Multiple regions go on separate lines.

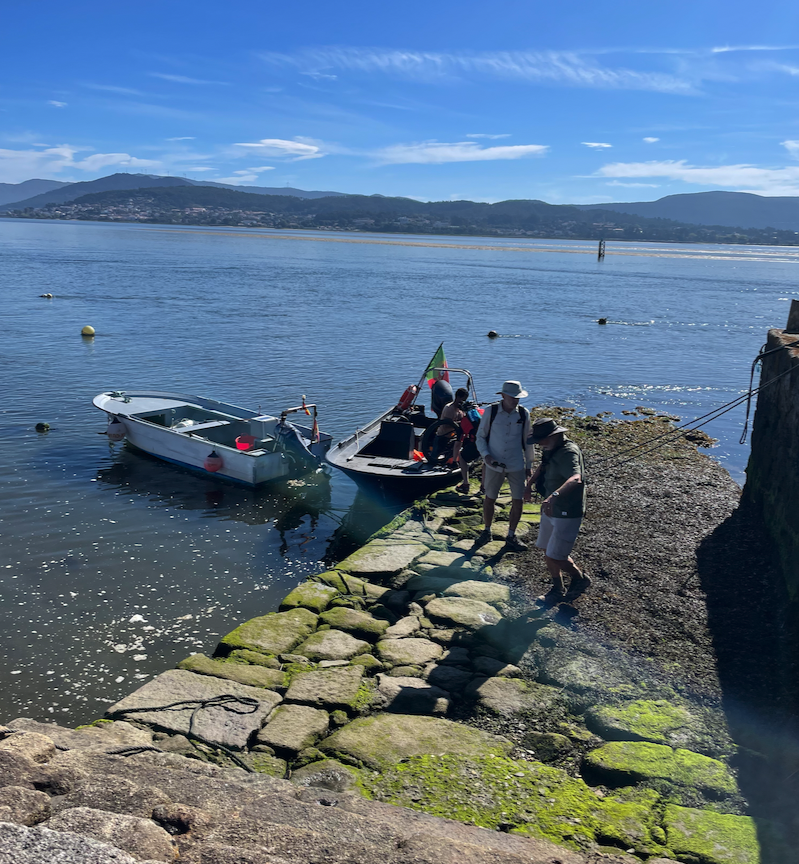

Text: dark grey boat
xmin=326 ymin=364 xmax=479 ymax=499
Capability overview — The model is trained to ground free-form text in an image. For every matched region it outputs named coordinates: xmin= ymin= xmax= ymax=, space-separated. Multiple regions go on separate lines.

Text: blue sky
xmin=4 ymin=1 xmax=799 ymax=202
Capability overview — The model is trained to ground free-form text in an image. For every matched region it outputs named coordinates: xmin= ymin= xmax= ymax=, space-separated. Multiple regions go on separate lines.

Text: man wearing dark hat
xmin=475 ymin=380 xmax=532 ymax=551
xmin=526 ymin=418 xmax=590 ymax=601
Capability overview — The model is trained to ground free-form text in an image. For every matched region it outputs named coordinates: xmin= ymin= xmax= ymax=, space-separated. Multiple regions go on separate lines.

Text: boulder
xmin=472 ymin=657 xmax=521 ymax=678
xmin=319 ymin=713 xmax=512 ymax=770
xmin=403 ymin=574 xmax=459 ymax=594
xmin=0 ymin=823 xmax=144 ymax=864
xmin=319 ymin=608 xmax=390 ymax=641
xmin=383 ymin=616 xmax=421 ymax=638
xmin=294 ymin=630 xmax=372 ymax=662
xmin=49 ymin=776 xmax=171 ymax=818
xmin=177 ymin=654 xmax=286 ymax=689
xmin=425 ymin=597 xmax=502 ymax=630
xmin=0 ymin=785 xmax=50 ymax=825
xmin=376 ymin=638 xmax=443 ymax=667
xmin=8 ymin=719 xmax=153 ymax=753
xmin=106 ymin=669 xmax=281 ymax=751
xmin=465 ymin=677 xmax=560 ymax=717
xmin=337 ymin=542 xmax=426 ymax=578
xmin=219 ymin=607 xmax=318 ymax=656
xmin=226 ymin=649 xmax=281 ymax=669
xmin=284 ymin=666 xmax=364 ymax=710
xmin=376 ymin=675 xmax=450 ymax=715
xmin=279 ymin=582 xmax=339 ymax=613
xmin=423 ymin=664 xmax=473 ymax=693
xmin=256 ymin=705 xmax=329 ymax=753
xmin=43 ymin=806 xmax=176 ymax=861
xmin=0 ymin=732 xmax=56 ymax=764
xmin=442 ymin=580 xmax=510 ymax=606
xmin=417 ymin=550 xmax=470 ymax=569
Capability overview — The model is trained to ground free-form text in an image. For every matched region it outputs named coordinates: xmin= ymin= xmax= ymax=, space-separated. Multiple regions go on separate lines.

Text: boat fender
xmin=204 ymin=450 xmax=224 ymax=472
xmin=107 ymin=416 xmax=126 ymax=442
xmin=396 ymin=385 xmax=418 ymax=412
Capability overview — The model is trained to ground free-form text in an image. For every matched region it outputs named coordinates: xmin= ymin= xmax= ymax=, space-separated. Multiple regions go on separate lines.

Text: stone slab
xmin=376 ymin=675 xmax=450 ymax=715
xmin=465 ymin=677 xmax=560 ymax=717
xmin=294 ymin=629 xmax=372 ymax=661
xmin=280 ymin=582 xmax=339 ymax=613
xmin=106 ymin=669 xmax=281 ymax=751
xmin=425 ymin=597 xmax=503 ymax=630
xmin=337 ymin=542 xmax=426 ymax=578
xmin=383 ymin=616 xmax=421 ymax=638
xmin=319 ymin=713 xmax=512 ymax=770
xmin=418 ymin=551 xmax=470 ymax=569
xmin=376 ymin=638 xmax=443 ymax=667
xmin=443 ymin=580 xmax=510 ymax=606
xmin=319 ymin=608 xmax=390 ymax=640
xmin=0 ymin=823 xmax=143 ymax=864
xmin=256 ymin=705 xmax=329 ymax=752
xmin=219 ymin=607 xmax=318 ymax=656
xmin=177 ymin=654 xmax=286 ymax=690
xmin=284 ymin=666 xmax=364 ymax=709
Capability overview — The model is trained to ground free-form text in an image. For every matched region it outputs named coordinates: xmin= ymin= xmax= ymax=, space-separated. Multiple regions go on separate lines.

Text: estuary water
xmin=1 ymin=218 xmax=796 ymax=725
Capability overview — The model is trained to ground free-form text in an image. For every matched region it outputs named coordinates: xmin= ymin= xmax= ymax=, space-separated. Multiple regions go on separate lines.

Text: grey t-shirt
xmin=541 ymin=440 xmax=586 ymax=519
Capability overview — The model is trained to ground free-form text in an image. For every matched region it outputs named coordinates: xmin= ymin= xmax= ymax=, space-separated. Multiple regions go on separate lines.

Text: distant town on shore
xmin=3 ymin=173 xmax=799 ymax=245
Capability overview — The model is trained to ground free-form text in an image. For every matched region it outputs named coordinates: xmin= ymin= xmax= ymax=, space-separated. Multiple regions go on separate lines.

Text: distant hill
xmin=0 ymin=178 xmax=70 ymax=207
xmin=0 ymin=172 xmax=349 ymax=211
xmin=575 ymin=191 xmax=799 ymax=232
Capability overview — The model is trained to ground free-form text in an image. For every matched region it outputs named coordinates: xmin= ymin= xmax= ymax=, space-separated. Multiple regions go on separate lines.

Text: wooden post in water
xmin=598 ymin=239 xmax=606 ymax=261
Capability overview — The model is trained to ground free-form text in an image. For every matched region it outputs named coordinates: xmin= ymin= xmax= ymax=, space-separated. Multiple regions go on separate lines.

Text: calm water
xmin=1 ymin=218 xmax=796 ymax=725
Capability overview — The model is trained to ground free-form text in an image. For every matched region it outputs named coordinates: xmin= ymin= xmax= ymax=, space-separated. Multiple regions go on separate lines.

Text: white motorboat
xmin=93 ymin=390 xmax=332 ymax=487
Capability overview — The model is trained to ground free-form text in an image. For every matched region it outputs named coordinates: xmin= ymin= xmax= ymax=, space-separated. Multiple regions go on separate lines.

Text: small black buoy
xmin=487 ymin=330 xmax=499 ymax=339
xmin=598 ymin=318 xmax=607 ymax=325
xmin=35 ymin=422 xmax=50 ymax=432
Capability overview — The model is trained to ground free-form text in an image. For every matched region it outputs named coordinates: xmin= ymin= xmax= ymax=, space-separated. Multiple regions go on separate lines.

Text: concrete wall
xmin=743 ymin=299 xmax=799 ymax=594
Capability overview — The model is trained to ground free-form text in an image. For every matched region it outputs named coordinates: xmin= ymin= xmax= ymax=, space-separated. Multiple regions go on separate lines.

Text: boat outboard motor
xmin=275 ymin=420 xmax=319 ymax=472
xmin=430 ymin=377 xmax=453 ymax=418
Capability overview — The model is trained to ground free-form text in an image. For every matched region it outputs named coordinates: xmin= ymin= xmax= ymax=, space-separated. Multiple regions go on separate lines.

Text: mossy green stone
xmin=319 ymin=607 xmax=390 ymax=640
xmin=295 ymin=629 xmax=372 ymax=662
xmin=251 ymin=753 xmax=288 ymax=777
xmin=585 ymin=741 xmax=737 ymax=797
xmin=337 ymin=541 xmax=426 ymax=578
xmin=227 ymin=649 xmax=281 ymax=669
xmin=664 ymin=804 xmax=759 ymax=864
xmin=280 ymin=582 xmax=339 ymax=613
xmin=319 ymin=714 xmax=512 ymax=770
xmin=442 ymin=580 xmax=510 ymax=606
xmin=220 ymin=607 xmax=318 ymax=655
xmin=587 ymin=699 xmax=717 ymax=751
xmin=313 ymin=570 xmax=367 ymax=595
xmin=177 ymin=654 xmax=286 ymax=689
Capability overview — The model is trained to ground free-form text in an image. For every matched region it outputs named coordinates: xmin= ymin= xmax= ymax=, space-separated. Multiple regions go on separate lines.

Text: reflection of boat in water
xmin=326 ymin=351 xmax=479 ymax=500
xmin=93 ymin=390 xmax=332 ymax=487
xmin=95 ymin=446 xmax=332 ymax=529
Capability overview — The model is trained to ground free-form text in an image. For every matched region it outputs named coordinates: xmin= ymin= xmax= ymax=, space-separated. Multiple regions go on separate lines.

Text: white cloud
xmin=781 ymin=140 xmax=799 ymax=157
xmin=247 ymin=166 xmax=275 ymax=171
xmin=184 ymin=166 xmax=214 ymax=172
xmin=0 ymin=145 xmax=159 ymax=184
xmin=83 ymin=83 xmax=144 ymax=96
xmin=214 ymin=174 xmax=259 ymax=185
xmin=150 ymin=73 xmax=228 ymax=85
xmin=166 ymin=136 xmax=195 ymax=141
xmin=261 ymin=48 xmax=694 ymax=94
xmin=582 ymin=142 xmax=612 ymax=149
xmin=233 ymin=138 xmax=324 ymax=160
xmin=48 ymin=101 xmax=67 ymax=108
xmin=466 ymin=133 xmax=511 ymax=139
xmin=374 ymin=140 xmax=548 ymax=164
xmin=595 ymin=159 xmax=799 ymax=195
xmin=643 ymin=137 xmax=660 ymax=143
xmin=606 ymin=181 xmax=661 ymax=188
xmin=711 ymin=44 xmax=799 ymax=54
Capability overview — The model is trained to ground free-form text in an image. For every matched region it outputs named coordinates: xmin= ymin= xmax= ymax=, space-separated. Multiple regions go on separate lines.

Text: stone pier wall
xmin=743 ymin=299 xmax=799 ymax=595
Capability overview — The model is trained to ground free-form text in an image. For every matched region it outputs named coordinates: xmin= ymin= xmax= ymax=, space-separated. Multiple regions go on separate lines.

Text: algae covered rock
xmin=319 ymin=607 xmax=390 ymax=641
xmin=465 ymin=676 xmax=560 ymax=717
xmin=664 ymin=804 xmax=760 ymax=864
xmin=256 ymin=704 xmax=329 ymax=753
xmin=294 ymin=629 xmax=371 ymax=661
xmin=219 ymin=607 xmax=318 ymax=656
xmin=376 ymin=637 xmax=443 ymax=667
xmin=337 ymin=541 xmax=426 ymax=578
xmin=177 ymin=654 xmax=286 ymax=690
xmin=585 ymin=740 xmax=738 ymax=798
xmin=280 ymin=581 xmax=339 ymax=614
xmin=425 ymin=597 xmax=502 ymax=630
xmin=319 ymin=713 xmax=512 ymax=770
xmin=442 ymin=580 xmax=510 ymax=606
xmin=227 ymin=649 xmax=281 ymax=669
xmin=284 ymin=665 xmax=364 ymax=709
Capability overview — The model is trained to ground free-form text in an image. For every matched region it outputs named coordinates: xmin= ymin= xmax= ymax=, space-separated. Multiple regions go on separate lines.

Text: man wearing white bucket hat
xmin=475 ymin=380 xmax=532 ymax=552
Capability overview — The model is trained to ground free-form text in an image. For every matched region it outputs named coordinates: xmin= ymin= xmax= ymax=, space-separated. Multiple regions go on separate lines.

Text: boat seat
xmin=360 ymin=420 xmax=415 ymax=460
xmin=174 ymin=420 xmax=231 ymax=433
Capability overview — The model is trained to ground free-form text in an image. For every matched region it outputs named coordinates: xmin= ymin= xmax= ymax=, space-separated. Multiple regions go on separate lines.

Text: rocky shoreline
xmin=0 ymin=410 xmax=789 ymax=864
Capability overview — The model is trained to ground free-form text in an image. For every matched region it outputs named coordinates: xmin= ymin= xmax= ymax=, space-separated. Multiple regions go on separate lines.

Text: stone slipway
xmin=1 ymin=411 xmax=787 ymax=864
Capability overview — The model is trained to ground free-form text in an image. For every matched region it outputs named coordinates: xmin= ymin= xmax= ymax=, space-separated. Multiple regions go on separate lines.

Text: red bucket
xmin=235 ymin=435 xmax=257 ymax=451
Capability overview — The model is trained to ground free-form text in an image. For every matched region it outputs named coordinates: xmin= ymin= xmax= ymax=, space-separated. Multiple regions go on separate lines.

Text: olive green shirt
xmin=541 ymin=440 xmax=586 ymax=519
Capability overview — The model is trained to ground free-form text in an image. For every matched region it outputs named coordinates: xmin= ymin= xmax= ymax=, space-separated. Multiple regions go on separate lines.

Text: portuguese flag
xmin=425 ymin=343 xmax=449 ymax=388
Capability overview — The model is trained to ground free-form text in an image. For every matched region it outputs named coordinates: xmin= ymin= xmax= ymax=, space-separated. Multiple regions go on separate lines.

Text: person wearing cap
xmin=474 ymin=380 xmax=532 ymax=552
xmin=525 ymin=418 xmax=590 ymax=601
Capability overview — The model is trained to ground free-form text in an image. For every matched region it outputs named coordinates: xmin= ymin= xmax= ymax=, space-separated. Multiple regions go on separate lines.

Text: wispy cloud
xmin=466 ymin=133 xmax=510 ymax=139
xmin=595 ymin=159 xmax=799 ymax=195
xmin=605 ymin=180 xmax=661 ymax=188
xmin=48 ymin=101 xmax=68 ymax=108
xmin=260 ymin=48 xmax=695 ymax=94
xmin=374 ymin=140 xmax=548 ymax=165
xmin=711 ymin=44 xmax=799 ymax=54
xmin=233 ymin=138 xmax=325 ymax=160
xmin=582 ymin=142 xmax=612 ymax=149
xmin=149 ymin=72 xmax=229 ymax=85
xmin=82 ymin=83 xmax=145 ymax=96
xmin=781 ymin=140 xmax=799 ymax=158
xmin=0 ymin=145 xmax=159 ymax=184
xmin=166 ymin=136 xmax=196 ymax=141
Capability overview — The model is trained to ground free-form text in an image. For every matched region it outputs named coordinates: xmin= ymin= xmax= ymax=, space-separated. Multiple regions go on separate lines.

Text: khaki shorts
xmin=536 ymin=513 xmax=582 ymax=560
xmin=483 ymin=465 xmax=526 ymax=499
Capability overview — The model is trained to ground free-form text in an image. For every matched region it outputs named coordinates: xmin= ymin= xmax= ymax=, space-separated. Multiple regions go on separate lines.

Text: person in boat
xmin=525 ymin=417 xmax=590 ymax=603
xmin=430 ymin=370 xmax=454 ymax=418
xmin=438 ymin=387 xmax=471 ymax=492
xmin=474 ymin=380 xmax=532 ymax=552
